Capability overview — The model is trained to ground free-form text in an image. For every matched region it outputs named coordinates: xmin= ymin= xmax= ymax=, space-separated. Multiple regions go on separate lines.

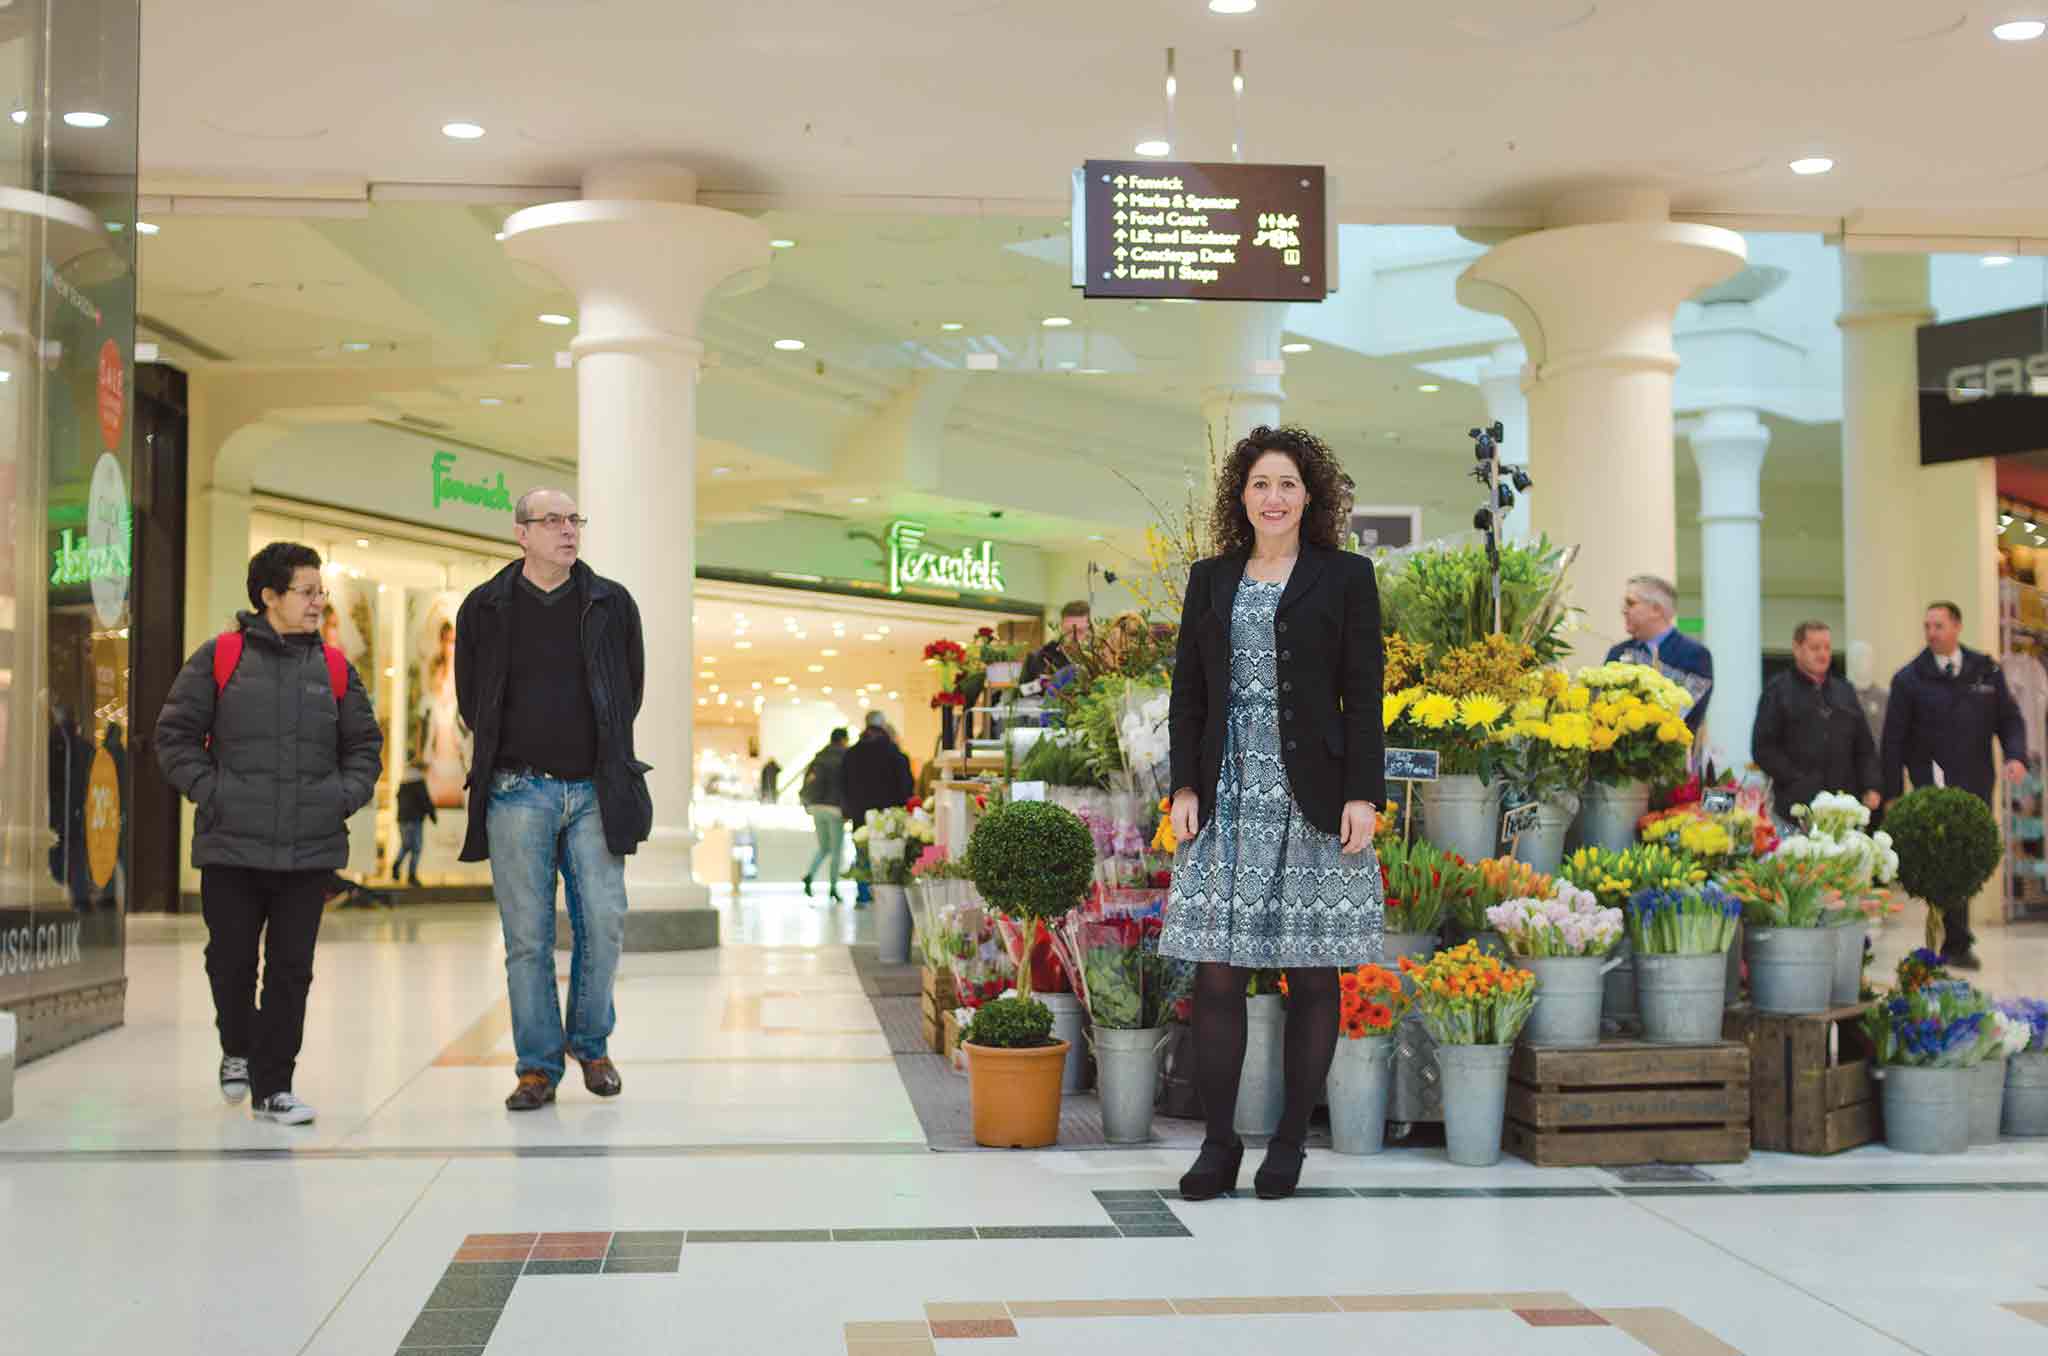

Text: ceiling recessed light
xmin=63 ymin=111 xmax=110 ymax=129
xmin=479 ymin=397 xmax=503 ymax=406
xmin=500 ymin=361 xmax=531 ymax=370
xmin=1789 ymin=156 xmax=1835 ymax=176
xmin=355 ymin=537 xmax=371 ymax=548
xmin=1281 ymin=341 xmax=1312 ymax=354
xmin=1417 ymin=383 xmax=1442 ymax=393
xmin=752 ymin=682 xmax=764 ymax=690
xmin=1983 ymin=255 xmax=2016 ymax=268
xmin=136 ymin=221 xmax=159 ymax=236
xmin=862 ymin=633 xmax=882 ymax=641
xmin=1135 ymin=139 xmax=1172 ymax=157
xmin=850 ymin=496 xmax=870 ymax=504
xmin=1058 ymin=360 xmax=1077 ymax=369
xmin=1087 ymin=533 xmax=1106 ymax=542
xmin=877 ymin=626 xmax=891 ymax=635
xmin=822 ymin=686 xmax=833 ymax=694
xmin=340 ymin=341 xmax=371 ymax=352
xmin=821 ymin=648 xmax=839 ymax=657
xmin=887 ymin=691 xmax=900 ymax=700
xmin=8 ymin=109 xmax=25 ymax=126
xmin=441 ymin=121 xmax=485 ymax=140
xmin=773 ymin=338 xmax=806 ymax=351
xmin=1042 ymin=316 xmax=1073 ymax=328
xmin=769 ymin=238 xmax=797 ymax=249
xmin=1994 ymin=19 xmax=2047 ymax=41
xmin=703 ymin=656 xmax=718 ymax=664
xmin=538 ymin=312 xmax=574 ymax=326
xmin=807 ymin=664 xmax=824 ymax=673
xmin=1209 ymin=0 xmax=1258 ymax=11
xmin=493 ymin=231 xmax=507 ymax=242
xmin=734 ymin=640 xmax=753 ymax=650
xmin=710 ymin=465 xmax=731 ymax=476
xmin=940 ymin=321 xmax=964 ymax=331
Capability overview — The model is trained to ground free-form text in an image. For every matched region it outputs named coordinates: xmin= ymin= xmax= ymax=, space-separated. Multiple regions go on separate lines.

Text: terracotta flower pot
xmin=966 ymin=1040 xmax=1071 ymax=1148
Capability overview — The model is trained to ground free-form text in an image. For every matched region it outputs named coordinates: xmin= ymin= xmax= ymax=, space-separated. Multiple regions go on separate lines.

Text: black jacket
xmin=1881 ymin=646 xmax=2027 ymax=803
xmin=1169 ymin=544 xmax=1386 ymax=836
xmin=396 ymin=776 xmax=438 ymax=825
xmin=1750 ymin=669 xmax=1880 ymax=821
xmin=841 ymin=730 xmax=914 ymax=829
xmin=156 ymin=614 xmax=384 ymax=871
xmin=801 ymin=743 xmax=848 ymax=809
xmin=454 ymin=559 xmax=650 ymax=860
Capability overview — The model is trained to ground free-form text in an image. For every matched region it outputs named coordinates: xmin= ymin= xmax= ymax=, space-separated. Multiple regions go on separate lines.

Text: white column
xmin=1838 ymin=254 xmax=2000 ymax=674
xmin=1477 ymin=341 xmax=1532 ymax=543
xmin=1457 ymin=188 xmax=1746 ymax=662
xmin=1688 ymin=407 xmax=1771 ymax=771
xmin=505 ymin=163 xmax=769 ymax=917
xmin=1199 ymin=301 xmax=1287 ymax=468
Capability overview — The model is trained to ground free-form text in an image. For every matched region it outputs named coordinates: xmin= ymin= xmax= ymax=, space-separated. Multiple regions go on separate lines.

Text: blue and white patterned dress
xmin=1159 ymin=577 xmax=1385 ymax=969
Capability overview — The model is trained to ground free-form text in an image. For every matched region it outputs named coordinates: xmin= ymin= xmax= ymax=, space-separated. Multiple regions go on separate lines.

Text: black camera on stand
xmin=1465 ymin=422 xmax=1533 ymax=635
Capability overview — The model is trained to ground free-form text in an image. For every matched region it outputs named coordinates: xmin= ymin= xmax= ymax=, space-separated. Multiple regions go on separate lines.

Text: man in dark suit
xmin=1605 ymin=574 xmax=1714 ymax=735
xmin=1751 ymin=621 xmax=1881 ymax=824
xmin=1880 ymin=600 xmax=2027 ymax=969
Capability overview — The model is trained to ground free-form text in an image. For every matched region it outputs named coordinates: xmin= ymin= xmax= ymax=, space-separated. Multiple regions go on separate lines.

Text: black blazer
xmin=1168 ymin=543 xmax=1386 ymax=837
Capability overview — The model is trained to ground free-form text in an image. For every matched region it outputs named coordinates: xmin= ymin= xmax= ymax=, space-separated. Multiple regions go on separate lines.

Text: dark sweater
xmin=496 ymin=573 xmax=599 ymax=780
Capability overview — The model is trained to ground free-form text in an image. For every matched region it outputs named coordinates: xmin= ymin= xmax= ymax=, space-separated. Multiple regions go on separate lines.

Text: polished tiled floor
xmin=2 ymin=887 xmax=2045 ymax=1355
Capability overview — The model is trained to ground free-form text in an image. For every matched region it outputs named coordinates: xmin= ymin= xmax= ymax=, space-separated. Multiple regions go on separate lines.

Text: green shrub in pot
xmin=1884 ymin=788 xmax=2003 ymax=954
xmin=964 ymin=996 xmax=1057 ymax=1049
xmin=965 ymin=799 xmax=1095 ymax=1003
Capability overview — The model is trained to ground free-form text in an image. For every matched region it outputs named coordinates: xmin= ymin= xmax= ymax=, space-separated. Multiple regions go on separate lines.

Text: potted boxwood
xmin=961 ymin=799 xmax=1094 ymax=1148
xmin=1884 ymin=787 xmax=2002 ymax=956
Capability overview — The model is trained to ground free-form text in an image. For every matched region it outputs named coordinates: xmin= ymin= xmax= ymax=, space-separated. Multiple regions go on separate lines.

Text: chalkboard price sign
xmin=1384 ymin=748 xmax=1440 ymax=783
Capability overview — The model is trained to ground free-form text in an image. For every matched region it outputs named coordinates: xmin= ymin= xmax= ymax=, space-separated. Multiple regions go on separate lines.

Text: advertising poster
xmin=406 ymin=589 xmax=470 ymax=810
xmin=320 ymin=577 xmax=379 ymax=709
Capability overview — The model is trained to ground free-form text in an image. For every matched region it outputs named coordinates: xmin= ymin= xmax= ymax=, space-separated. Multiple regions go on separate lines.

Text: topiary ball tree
xmin=966 ymin=799 xmax=1095 ymax=1003
xmin=1885 ymin=787 xmax=2003 ymax=953
xmin=963 ymin=995 xmax=1057 ymax=1050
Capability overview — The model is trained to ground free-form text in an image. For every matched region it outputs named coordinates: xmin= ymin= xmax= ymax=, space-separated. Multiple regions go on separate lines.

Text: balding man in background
xmin=1608 ymin=573 xmax=1714 ymax=736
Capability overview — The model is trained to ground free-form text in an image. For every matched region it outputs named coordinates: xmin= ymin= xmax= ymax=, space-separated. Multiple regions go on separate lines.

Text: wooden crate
xmin=943 ymin=1009 xmax=964 ymax=1066
xmin=1505 ymin=1039 xmax=1751 ymax=1167
xmin=1723 ymin=1005 xmax=1880 ymax=1155
xmin=921 ymin=965 xmax=957 ymax=1014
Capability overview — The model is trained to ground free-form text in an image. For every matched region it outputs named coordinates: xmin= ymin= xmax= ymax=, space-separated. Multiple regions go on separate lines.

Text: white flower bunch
xmin=1779 ymin=791 xmax=1897 ymax=893
xmin=1791 ymin=791 xmax=1872 ymax=836
xmin=1486 ymin=882 xmax=1625 ymax=958
xmin=1994 ymin=1009 xmax=2035 ymax=1059
xmin=1117 ymin=690 xmax=1172 ymax=771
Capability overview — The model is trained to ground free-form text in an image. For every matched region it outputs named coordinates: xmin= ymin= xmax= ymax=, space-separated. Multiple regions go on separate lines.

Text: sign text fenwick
xmin=431 ymin=451 xmax=515 ymax=513
xmin=887 ymin=520 xmax=1006 ymax=596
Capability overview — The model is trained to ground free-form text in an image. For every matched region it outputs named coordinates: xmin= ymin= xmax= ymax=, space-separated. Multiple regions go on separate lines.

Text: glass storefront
xmin=0 ymin=0 xmax=141 ymax=1057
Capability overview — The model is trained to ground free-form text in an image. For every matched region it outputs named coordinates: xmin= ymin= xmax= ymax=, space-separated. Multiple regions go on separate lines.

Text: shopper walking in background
xmin=799 ymin=728 xmax=850 ymax=901
xmin=841 ymin=711 xmax=914 ymax=906
xmin=1750 ymin=621 xmax=1881 ymax=826
xmin=758 ymin=757 xmax=782 ymax=804
xmin=393 ymin=757 xmax=436 ymax=887
xmin=1163 ymin=425 xmax=1387 ymax=1202
xmin=155 ymin=542 xmax=384 ymax=1125
xmin=1608 ymin=574 xmax=1714 ymax=736
xmin=456 ymin=488 xmax=653 ymax=1111
xmin=1880 ymin=600 xmax=2027 ymax=969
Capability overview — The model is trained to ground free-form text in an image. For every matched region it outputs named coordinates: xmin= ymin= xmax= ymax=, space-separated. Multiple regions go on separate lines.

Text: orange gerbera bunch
xmin=1338 ymin=963 xmax=1408 ymax=1038
xmin=1398 ymin=941 xmax=1538 ymax=1046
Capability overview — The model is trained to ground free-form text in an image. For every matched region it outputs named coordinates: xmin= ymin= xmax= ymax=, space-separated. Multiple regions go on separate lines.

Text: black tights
xmin=1191 ymin=962 xmax=1341 ymax=1149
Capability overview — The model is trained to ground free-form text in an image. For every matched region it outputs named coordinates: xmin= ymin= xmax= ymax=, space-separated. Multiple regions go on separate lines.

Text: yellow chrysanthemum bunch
xmin=1576 ymin=663 xmax=1695 ymax=787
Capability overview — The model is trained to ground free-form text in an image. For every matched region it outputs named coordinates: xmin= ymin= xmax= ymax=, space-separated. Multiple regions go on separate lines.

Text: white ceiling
xmin=136 ymin=1 xmax=2048 ymax=229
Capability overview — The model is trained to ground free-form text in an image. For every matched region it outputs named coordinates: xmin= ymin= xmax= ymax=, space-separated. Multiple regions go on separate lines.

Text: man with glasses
xmin=1608 ymin=573 xmax=1714 ymax=737
xmin=455 ymin=489 xmax=652 ymax=1111
xmin=156 ymin=542 xmax=383 ymax=1125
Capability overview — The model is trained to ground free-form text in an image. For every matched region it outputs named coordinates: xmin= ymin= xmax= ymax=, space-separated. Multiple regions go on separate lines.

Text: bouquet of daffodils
xmin=1487 ymin=881 xmax=1624 ymax=958
xmin=1626 ymin=881 xmax=1741 ymax=955
xmin=1397 ymin=941 xmax=1539 ymax=1045
xmin=1558 ymin=843 xmax=1708 ymax=912
xmin=1863 ymin=979 xmax=1992 ymax=1068
xmin=1780 ymin=791 xmax=1900 ymax=920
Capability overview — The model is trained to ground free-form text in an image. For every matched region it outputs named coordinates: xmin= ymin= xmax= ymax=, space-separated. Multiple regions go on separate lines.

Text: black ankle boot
xmin=1178 ymin=1139 xmax=1244 ymax=1201
xmin=801 ymin=876 xmax=813 ymax=897
xmin=1254 ymin=1140 xmax=1307 ymax=1200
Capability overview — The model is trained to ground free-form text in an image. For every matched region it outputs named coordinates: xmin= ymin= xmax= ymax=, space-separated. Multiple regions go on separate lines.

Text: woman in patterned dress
xmin=1162 ymin=426 xmax=1387 ymax=1200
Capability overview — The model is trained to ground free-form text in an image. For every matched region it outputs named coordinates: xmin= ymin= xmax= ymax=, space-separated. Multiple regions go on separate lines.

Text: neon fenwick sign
xmin=886 ymin=519 xmax=1006 ymax=596
xmin=49 ymin=526 xmax=130 ymax=587
xmin=431 ymin=451 xmax=514 ymax=513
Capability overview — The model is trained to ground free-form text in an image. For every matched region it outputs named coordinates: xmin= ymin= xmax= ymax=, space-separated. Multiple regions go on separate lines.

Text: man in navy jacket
xmin=1880 ymin=601 xmax=2027 ymax=969
xmin=1606 ymin=574 xmax=1714 ymax=735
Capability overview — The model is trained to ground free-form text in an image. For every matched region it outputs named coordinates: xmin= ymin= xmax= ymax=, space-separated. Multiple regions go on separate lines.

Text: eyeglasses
xmin=518 ymin=514 xmax=588 ymax=531
xmin=287 ymin=585 xmax=329 ymax=601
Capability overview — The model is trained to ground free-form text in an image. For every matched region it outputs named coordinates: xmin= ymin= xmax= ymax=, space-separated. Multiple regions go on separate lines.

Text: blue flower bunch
xmin=1626 ymin=881 xmax=1741 ymax=956
xmin=1864 ymin=979 xmax=1993 ymax=1068
xmin=1997 ymin=997 xmax=2048 ymax=1054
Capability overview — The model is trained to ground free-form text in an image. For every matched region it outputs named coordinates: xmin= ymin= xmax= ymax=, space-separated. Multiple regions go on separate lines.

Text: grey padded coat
xmin=155 ymin=612 xmax=384 ymax=871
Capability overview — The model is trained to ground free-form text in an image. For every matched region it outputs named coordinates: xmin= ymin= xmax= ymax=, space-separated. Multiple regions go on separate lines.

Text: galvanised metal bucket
xmin=1520 ymin=953 xmax=1626 ymax=1048
xmin=1419 ymin=775 xmax=1503 ymax=864
xmin=1326 ymin=1034 xmax=1396 ymax=1155
xmin=1037 ymin=991 xmax=1093 ymax=1093
xmin=1578 ymin=780 xmax=1650 ymax=854
xmin=1436 ymin=1042 xmax=1515 ymax=1167
xmin=1092 ymin=1025 xmax=1166 ymax=1144
xmin=1635 ymin=952 xmax=1728 ymax=1044
xmin=1880 ymin=1064 xmax=1971 ymax=1155
xmin=1233 ymin=994 xmax=1285 ymax=1138
xmin=1744 ymin=926 xmax=1835 ymax=1015
xmin=2003 ymin=1052 xmax=2048 ymax=1138
xmin=1830 ymin=923 xmax=1867 ymax=1006
xmin=1971 ymin=1056 xmax=2008 ymax=1146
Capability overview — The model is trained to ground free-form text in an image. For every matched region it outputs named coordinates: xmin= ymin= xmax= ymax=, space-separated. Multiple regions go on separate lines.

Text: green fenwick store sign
xmin=887 ymin=519 xmax=1006 ymax=595
xmin=431 ymin=450 xmax=514 ymax=513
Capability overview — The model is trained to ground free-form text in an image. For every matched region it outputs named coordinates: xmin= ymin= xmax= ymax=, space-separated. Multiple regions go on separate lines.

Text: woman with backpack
xmin=155 ymin=543 xmax=383 ymax=1125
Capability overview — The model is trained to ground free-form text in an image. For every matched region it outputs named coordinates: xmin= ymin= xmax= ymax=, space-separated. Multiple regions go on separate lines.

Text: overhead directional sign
xmin=1074 ymin=160 xmax=1327 ymax=302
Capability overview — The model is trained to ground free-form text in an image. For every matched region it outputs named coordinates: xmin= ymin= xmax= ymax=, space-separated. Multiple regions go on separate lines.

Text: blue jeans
xmin=804 ymin=807 xmax=844 ymax=888
xmin=393 ymin=819 xmax=424 ymax=881
xmin=487 ymin=770 xmax=628 ymax=1083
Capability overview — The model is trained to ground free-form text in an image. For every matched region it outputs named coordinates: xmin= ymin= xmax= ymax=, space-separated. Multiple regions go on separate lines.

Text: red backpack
xmin=213 ymin=630 xmax=348 ymax=701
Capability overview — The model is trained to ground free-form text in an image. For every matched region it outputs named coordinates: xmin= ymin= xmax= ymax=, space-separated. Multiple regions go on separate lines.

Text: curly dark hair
xmin=1208 ymin=425 xmax=1354 ymax=556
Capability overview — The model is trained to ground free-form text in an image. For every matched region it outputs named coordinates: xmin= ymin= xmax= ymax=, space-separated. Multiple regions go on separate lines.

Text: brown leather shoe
xmin=504 ymin=1072 xmax=556 ymax=1111
xmin=580 ymin=1057 xmax=623 ymax=1098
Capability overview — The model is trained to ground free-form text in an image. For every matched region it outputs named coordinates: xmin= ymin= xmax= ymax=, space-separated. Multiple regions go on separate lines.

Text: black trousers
xmin=201 ymin=866 xmax=328 ymax=1101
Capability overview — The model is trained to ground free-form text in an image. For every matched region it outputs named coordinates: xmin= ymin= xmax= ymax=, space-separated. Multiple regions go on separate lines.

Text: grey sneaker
xmin=252 ymin=1092 xmax=316 ymax=1125
xmin=218 ymin=1057 xmax=250 ymax=1104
